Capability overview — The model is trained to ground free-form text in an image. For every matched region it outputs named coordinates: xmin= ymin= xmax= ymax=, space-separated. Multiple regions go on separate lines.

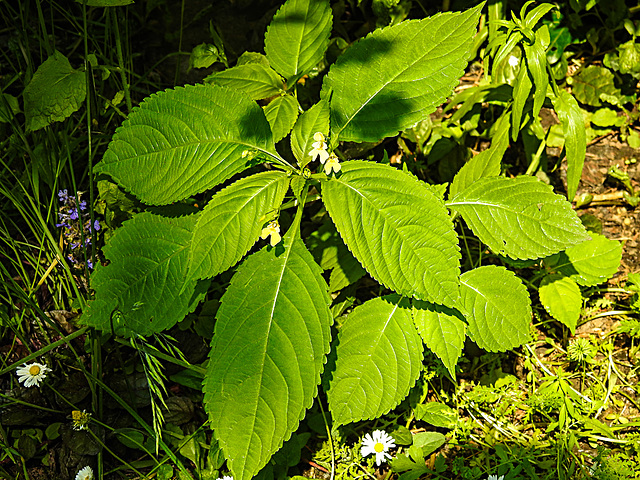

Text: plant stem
xmin=112 ymin=8 xmax=132 ymax=113
xmin=0 ymin=326 xmax=89 ymax=376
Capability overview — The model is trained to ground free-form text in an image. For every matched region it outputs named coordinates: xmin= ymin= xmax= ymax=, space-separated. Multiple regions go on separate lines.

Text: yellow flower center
xmin=72 ymin=410 xmax=82 ymax=420
xmin=29 ymin=365 xmax=41 ymax=375
xmin=374 ymin=442 xmax=384 ymax=453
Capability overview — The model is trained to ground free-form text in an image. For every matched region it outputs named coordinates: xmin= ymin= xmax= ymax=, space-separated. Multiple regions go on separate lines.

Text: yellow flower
xmin=309 ymin=132 xmax=330 ymax=164
xmin=324 ymin=154 xmax=341 ymax=175
xmin=71 ymin=409 xmax=92 ymax=431
xmin=16 ymin=362 xmax=51 ymax=388
xmin=260 ymin=221 xmax=281 ymax=247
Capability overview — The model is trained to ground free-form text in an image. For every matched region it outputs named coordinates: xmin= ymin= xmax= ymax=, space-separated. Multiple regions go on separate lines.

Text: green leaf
xmin=323 ymin=5 xmax=482 ymax=143
xmin=189 ymin=43 xmax=223 ymax=69
xmin=543 ymin=233 xmax=622 ymax=286
xmin=460 ymin=265 xmax=532 ymax=352
xmin=264 ymin=0 xmax=332 ymax=81
xmin=411 ymin=432 xmax=446 ymax=457
xmin=82 ymin=213 xmax=208 ymax=336
xmin=327 ymin=295 xmax=423 ymax=427
xmin=412 ymin=301 xmax=466 ymax=378
xmin=571 ymin=66 xmax=619 ymax=107
xmin=23 ymin=51 xmax=86 ymax=131
xmin=449 ymin=113 xmax=509 ymax=199
xmin=551 ymin=90 xmax=586 ymax=201
xmin=204 ymin=64 xmax=284 ymax=100
xmin=591 ymin=108 xmax=625 ymax=128
xmin=0 ymin=94 xmax=19 ymax=123
xmin=95 ymin=84 xmax=280 ymax=205
xmin=291 ymin=100 xmax=330 ymax=166
xmin=511 ymin=59 xmax=533 ymax=140
xmin=187 ymin=171 xmax=290 ymax=282
xmin=237 ymin=52 xmax=271 ymax=67
xmin=523 ymin=36 xmax=548 ymax=120
xmin=539 ymin=274 xmax=582 ymax=332
xmin=448 ymin=176 xmax=589 ymax=260
xmin=322 ymin=161 xmax=461 ymax=308
xmin=414 ymin=402 xmax=458 ymax=429
xmin=306 ymin=220 xmax=366 ymax=293
xmin=204 ymin=237 xmax=332 ymax=480
xmin=263 ymin=95 xmax=300 ymax=143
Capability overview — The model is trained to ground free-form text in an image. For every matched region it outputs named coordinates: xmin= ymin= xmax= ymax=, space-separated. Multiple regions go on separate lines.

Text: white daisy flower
xmin=361 ymin=429 xmax=395 ymax=466
xmin=75 ymin=466 xmax=94 ymax=480
xmin=487 ymin=475 xmax=504 ymax=480
xmin=16 ymin=362 xmax=51 ymax=387
xmin=508 ymin=55 xmax=519 ymax=67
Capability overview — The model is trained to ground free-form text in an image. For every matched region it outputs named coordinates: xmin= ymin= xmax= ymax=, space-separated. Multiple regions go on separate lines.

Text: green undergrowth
xmin=2 ymin=0 xmax=640 ymax=479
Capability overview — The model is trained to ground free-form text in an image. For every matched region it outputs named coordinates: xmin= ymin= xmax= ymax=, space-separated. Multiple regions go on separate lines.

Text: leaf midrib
xmin=332 ymin=173 xmax=458 ymax=302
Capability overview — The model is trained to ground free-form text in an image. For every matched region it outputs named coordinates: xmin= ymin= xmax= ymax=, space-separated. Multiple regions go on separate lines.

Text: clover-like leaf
xmin=82 ymin=212 xmax=208 ymax=337
xmin=448 ymin=176 xmax=589 ymax=259
xmin=95 ymin=84 xmax=281 ymax=205
xmin=327 ymin=295 xmax=423 ymax=427
xmin=204 ymin=237 xmax=332 ymax=480
xmin=322 ymin=161 xmax=461 ymax=309
xmin=460 ymin=265 xmax=532 ymax=352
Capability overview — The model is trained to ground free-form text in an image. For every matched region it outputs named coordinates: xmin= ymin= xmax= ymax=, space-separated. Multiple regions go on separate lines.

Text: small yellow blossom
xmin=324 ymin=154 xmax=341 ymax=175
xmin=309 ymin=132 xmax=330 ymax=164
xmin=16 ymin=362 xmax=51 ymax=388
xmin=72 ymin=410 xmax=91 ymax=431
xmin=260 ymin=221 xmax=281 ymax=247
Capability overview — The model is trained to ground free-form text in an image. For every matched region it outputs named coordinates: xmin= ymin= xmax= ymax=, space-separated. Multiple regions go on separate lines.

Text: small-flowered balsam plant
xmin=361 ymin=430 xmax=395 ymax=466
xmin=81 ymin=0 xmax=621 ymax=478
xmin=56 ymin=189 xmax=100 ymax=269
xmin=16 ymin=362 xmax=51 ymax=388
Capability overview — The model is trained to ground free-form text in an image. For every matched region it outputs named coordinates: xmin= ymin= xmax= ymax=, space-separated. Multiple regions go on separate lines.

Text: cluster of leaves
xmin=5 ymin=0 xmax=638 ymax=479
xmin=74 ymin=0 xmax=633 ymax=478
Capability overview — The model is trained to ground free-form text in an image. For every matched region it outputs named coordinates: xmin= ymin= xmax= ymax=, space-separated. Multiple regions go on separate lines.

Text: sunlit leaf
xmin=204 ymin=237 xmax=332 ymax=480
xmin=328 ymin=295 xmax=423 ymax=427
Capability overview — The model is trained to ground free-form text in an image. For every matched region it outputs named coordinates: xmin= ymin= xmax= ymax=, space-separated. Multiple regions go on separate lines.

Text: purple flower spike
xmin=58 ymin=189 xmax=68 ymax=202
xmin=94 ymin=220 xmax=100 ymax=231
xmin=67 ymin=255 xmax=77 ymax=263
xmin=79 ymin=200 xmax=87 ymax=211
xmin=71 ymin=242 xmax=79 ymax=249
xmin=87 ymin=260 xmax=94 ymax=269
xmin=69 ymin=208 xmax=79 ymax=220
